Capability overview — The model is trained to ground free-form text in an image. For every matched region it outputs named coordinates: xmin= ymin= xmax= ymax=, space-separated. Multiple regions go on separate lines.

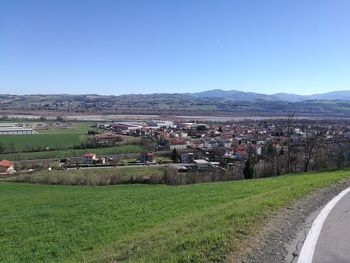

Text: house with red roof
xmin=0 ymin=160 xmax=15 ymax=174
xmin=81 ymin=153 xmax=97 ymax=164
xmin=81 ymin=153 xmax=106 ymax=165
xmin=232 ymin=144 xmax=248 ymax=160
xmin=169 ymin=139 xmax=188 ymax=150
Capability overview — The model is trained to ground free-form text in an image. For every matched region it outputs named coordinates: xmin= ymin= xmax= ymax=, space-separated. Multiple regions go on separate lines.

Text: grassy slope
xmin=0 ymin=170 xmax=349 ymax=262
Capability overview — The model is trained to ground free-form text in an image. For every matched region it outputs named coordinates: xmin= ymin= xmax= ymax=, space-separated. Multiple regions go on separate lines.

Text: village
xmin=1 ymin=117 xmax=350 ymax=181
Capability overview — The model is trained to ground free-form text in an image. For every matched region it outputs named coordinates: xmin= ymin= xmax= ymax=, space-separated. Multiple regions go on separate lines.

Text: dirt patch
xmin=228 ymin=178 xmax=350 ymax=263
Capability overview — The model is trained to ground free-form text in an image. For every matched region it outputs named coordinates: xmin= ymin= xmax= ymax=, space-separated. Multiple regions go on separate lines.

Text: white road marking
xmin=298 ymin=187 xmax=350 ymax=263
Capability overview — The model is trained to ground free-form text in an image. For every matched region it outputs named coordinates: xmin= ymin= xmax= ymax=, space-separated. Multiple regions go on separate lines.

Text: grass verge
xmin=0 ymin=169 xmax=349 ymax=262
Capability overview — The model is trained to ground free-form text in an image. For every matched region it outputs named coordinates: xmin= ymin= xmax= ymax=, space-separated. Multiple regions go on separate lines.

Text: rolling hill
xmin=1 ymin=90 xmax=350 ymax=117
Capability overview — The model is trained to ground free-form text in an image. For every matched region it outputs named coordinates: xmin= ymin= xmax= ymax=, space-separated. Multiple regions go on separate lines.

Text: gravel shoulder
xmin=228 ymin=177 xmax=350 ymax=263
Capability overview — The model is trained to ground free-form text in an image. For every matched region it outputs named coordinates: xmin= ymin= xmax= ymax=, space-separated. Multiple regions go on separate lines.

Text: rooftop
xmin=0 ymin=160 xmax=14 ymax=167
xmin=82 ymin=153 xmax=96 ymax=157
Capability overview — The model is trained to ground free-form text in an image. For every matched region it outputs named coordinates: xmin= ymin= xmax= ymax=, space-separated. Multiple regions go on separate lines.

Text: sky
xmin=0 ymin=0 xmax=350 ymax=95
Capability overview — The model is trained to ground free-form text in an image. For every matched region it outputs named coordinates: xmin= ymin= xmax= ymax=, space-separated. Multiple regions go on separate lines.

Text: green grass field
xmin=0 ymin=134 xmax=87 ymax=152
xmin=0 ymin=170 xmax=349 ymax=262
xmin=36 ymin=122 xmax=95 ymax=134
xmin=0 ymin=144 xmax=145 ymax=160
xmin=0 ymin=122 xmax=95 ymax=152
xmin=0 ymin=121 xmax=143 ymax=157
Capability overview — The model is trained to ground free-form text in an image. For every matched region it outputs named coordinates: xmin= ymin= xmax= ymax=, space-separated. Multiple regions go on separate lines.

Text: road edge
xmin=297 ymin=187 xmax=350 ymax=263
xmin=228 ymin=177 xmax=350 ymax=263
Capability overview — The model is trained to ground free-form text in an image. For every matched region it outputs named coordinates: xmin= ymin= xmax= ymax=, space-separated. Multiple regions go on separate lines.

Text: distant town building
xmin=0 ymin=125 xmax=36 ymax=135
xmin=181 ymin=153 xmax=194 ymax=163
xmin=81 ymin=153 xmax=106 ymax=164
xmin=94 ymin=133 xmax=123 ymax=145
xmin=81 ymin=153 xmax=97 ymax=164
xmin=111 ymin=122 xmax=143 ymax=132
xmin=169 ymin=139 xmax=188 ymax=150
xmin=140 ymin=152 xmax=154 ymax=163
xmin=146 ymin=120 xmax=175 ymax=129
xmin=171 ymin=131 xmax=188 ymax=138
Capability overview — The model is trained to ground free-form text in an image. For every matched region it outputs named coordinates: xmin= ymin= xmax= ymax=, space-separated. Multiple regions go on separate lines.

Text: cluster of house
xmin=102 ymin=121 xmax=264 ymax=160
xmin=2 ymin=118 xmax=348 ymax=174
xmin=97 ymin=119 xmax=350 ymax=166
xmin=78 ymin=151 xmax=154 ymax=165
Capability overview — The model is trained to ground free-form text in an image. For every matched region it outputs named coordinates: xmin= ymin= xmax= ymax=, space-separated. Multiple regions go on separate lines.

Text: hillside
xmin=0 ymin=170 xmax=349 ymax=262
xmin=1 ymin=91 xmax=350 ymax=117
xmin=192 ymin=89 xmax=350 ymax=102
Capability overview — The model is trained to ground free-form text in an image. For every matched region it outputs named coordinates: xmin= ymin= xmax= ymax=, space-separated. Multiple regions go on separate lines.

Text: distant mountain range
xmin=191 ymin=89 xmax=350 ymax=102
xmin=1 ymin=90 xmax=350 ymax=117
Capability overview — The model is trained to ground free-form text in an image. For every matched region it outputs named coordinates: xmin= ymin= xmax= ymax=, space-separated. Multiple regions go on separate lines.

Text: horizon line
xmin=0 ymin=89 xmax=350 ymax=97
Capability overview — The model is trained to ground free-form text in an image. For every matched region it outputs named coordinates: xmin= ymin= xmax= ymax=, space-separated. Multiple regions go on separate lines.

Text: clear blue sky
xmin=0 ymin=0 xmax=349 ymax=95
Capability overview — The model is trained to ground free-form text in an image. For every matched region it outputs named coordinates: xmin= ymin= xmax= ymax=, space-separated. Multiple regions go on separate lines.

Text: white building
xmin=0 ymin=127 xmax=36 ymax=135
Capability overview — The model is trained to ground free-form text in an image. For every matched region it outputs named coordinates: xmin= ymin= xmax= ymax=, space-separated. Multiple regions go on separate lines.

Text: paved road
xmin=311 ymin=191 xmax=350 ymax=263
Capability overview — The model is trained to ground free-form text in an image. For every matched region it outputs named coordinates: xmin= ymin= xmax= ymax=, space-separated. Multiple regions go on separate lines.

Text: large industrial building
xmin=0 ymin=124 xmax=36 ymax=135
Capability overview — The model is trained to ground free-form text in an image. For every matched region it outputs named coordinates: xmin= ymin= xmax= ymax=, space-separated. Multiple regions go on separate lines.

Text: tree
xmin=276 ymin=146 xmax=285 ymax=175
xmin=312 ymin=146 xmax=330 ymax=170
xmin=303 ymin=129 xmax=322 ymax=172
xmin=0 ymin=143 xmax=6 ymax=154
xmin=243 ymin=159 xmax=254 ymax=179
xmin=335 ymin=146 xmax=345 ymax=169
xmin=196 ymin=125 xmax=208 ymax=132
xmin=262 ymin=142 xmax=277 ymax=177
xmin=171 ymin=149 xmax=179 ymax=163
xmin=9 ymin=142 xmax=16 ymax=153
xmin=140 ymin=137 xmax=155 ymax=151
xmin=264 ymin=142 xmax=276 ymax=161
xmin=286 ymin=112 xmax=295 ymax=173
xmin=56 ymin=116 xmax=65 ymax=122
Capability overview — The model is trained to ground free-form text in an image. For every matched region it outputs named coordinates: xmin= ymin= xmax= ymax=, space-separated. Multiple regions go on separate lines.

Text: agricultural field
xmin=0 ymin=144 xmax=145 ymax=161
xmin=0 ymin=121 xmax=94 ymax=152
xmin=0 ymin=120 xmax=145 ymax=159
xmin=36 ymin=122 xmax=94 ymax=134
xmin=0 ymin=170 xmax=349 ymax=262
xmin=0 ymin=134 xmax=87 ymax=152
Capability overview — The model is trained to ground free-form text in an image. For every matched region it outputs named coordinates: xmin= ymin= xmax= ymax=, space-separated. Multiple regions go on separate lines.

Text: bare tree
xmin=275 ymin=146 xmax=285 ymax=175
xmin=286 ymin=112 xmax=295 ymax=173
xmin=261 ymin=142 xmax=277 ymax=177
xmin=335 ymin=145 xmax=345 ymax=168
xmin=312 ymin=145 xmax=330 ymax=170
xmin=303 ymin=128 xmax=322 ymax=172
